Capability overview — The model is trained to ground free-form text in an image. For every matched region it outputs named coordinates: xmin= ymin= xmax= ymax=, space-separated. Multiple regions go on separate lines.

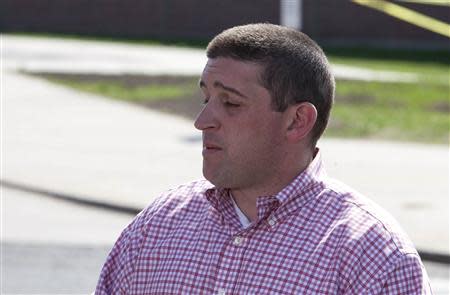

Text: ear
xmin=285 ymin=102 xmax=317 ymax=143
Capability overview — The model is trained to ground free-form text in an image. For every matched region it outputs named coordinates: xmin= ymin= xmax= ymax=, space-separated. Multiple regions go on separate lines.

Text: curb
xmin=2 ymin=179 xmax=449 ymax=264
xmin=0 ymin=179 xmax=140 ymax=216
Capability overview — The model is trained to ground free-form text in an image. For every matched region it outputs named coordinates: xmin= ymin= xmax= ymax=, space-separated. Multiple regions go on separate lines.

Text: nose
xmin=194 ymin=102 xmax=219 ymax=131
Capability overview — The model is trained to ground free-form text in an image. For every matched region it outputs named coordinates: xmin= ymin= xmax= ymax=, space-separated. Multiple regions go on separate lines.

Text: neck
xmin=231 ymin=149 xmax=314 ymax=222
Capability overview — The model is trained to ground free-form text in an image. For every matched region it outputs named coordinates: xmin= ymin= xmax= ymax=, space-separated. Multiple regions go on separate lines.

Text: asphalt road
xmin=1 ymin=187 xmax=449 ymax=294
xmin=1 ymin=187 xmax=133 ymax=293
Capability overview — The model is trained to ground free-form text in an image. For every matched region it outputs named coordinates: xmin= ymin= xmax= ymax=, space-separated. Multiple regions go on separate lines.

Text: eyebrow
xmin=199 ymin=80 xmax=248 ymax=99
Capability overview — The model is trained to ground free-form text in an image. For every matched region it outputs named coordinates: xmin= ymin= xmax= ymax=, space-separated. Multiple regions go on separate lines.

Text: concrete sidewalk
xmin=2 ymin=35 xmax=448 ymax=255
xmin=3 ymin=34 xmax=418 ymax=82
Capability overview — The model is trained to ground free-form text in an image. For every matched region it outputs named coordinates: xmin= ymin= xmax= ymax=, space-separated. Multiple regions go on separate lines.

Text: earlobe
xmin=286 ymin=102 xmax=317 ymax=142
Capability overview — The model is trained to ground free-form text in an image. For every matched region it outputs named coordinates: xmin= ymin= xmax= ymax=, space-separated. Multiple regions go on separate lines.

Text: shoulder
xmin=95 ymin=179 xmax=214 ymax=292
xmin=108 ymin=179 xmax=214 ymax=253
xmin=323 ymin=178 xmax=416 ymax=254
xmin=127 ymin=179 xmax=214 ymax=234
xmin=314 ymin=178 xmax=427 ymax=291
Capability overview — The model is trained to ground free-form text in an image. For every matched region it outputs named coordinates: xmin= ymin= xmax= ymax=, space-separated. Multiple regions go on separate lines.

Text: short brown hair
xmin=206 ymin=23 xmax=335 ymax=146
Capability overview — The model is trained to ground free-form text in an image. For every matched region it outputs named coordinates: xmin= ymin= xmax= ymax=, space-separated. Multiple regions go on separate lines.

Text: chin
xmin=203 ymin=171 xmax=228 ymax=189
xmin=204 ymin=175 xmax=224 ymax=188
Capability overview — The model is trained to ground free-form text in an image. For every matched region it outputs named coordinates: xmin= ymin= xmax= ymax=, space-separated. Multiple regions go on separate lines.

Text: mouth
xmin=202 ymin=142 xmax=223 ymax=156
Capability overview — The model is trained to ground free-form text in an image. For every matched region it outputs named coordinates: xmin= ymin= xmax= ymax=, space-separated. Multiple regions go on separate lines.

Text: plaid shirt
xmin=95 ymin=153 xmax=432 ymax=294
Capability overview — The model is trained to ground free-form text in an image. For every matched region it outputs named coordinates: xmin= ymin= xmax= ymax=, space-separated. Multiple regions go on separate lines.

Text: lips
xmin=204 ymin=142 xmax=221 ymax=149
xmin=202 ymin=141 xmax=222 ymax=156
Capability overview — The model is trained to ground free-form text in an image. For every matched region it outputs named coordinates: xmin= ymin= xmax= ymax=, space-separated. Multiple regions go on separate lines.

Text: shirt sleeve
xmin=336 ymin=212 xmax=434 ymax=295
xmin=94 ymin=224 xmax=141 ymax=295
xmin=94 ymin=191 xmax=172 ymax=294
xmin=378 ymin=253 xmax=433 ymax=295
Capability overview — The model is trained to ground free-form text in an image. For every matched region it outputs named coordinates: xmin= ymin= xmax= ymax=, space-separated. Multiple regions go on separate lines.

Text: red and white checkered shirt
xmin=95 ymin=153 xmax=432 ymax=294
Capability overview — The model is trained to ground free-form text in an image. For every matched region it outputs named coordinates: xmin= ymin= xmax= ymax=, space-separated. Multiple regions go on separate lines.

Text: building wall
xmin=1 ymin=0 xmax=448 ymax=47
xmin=303 ymin=0 xmax=449 ymax=47
xmin=0 ymin=0 xmax=279 ymax=40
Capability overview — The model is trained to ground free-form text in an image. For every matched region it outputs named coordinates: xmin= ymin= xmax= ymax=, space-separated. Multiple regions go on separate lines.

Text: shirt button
xmin=233 ymin=236 xmax=243 ymax=245
xmin=268 ymin=218 xmax=276 ymax=227
xmin=218 ymin=288 xmax=226 ymax=295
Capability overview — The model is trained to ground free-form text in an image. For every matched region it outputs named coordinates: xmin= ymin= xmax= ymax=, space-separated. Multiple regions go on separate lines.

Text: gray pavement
xmin=1 ymin=34 xmax=449 ymax=292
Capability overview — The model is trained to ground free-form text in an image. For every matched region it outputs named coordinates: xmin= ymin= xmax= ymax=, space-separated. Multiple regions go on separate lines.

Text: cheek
xmin=227 ymin=118 xmax=282 ymax=159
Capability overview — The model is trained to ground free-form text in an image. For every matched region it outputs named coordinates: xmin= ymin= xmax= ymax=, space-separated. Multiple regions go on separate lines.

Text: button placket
xmin=214 ymin=234 xmax=247 ymax=294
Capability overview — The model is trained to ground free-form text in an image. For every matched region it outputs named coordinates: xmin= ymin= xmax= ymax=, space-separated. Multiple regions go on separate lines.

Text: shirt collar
xmin=272 ymin=148 xmax=326 ymax=205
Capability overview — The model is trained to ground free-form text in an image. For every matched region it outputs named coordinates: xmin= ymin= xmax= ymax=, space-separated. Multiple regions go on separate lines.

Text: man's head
xmin=206 ymin=23 xmax=335 ymax=147
xmin=195 ymin=23 xmax=334 ymax=192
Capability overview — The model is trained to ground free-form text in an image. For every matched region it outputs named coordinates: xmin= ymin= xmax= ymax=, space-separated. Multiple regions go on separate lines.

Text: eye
xmin=202 ymin=98 xmax=209 ymax=105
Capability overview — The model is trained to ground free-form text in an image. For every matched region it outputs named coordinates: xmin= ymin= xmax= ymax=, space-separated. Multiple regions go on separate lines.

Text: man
xmin=95 ymin=24 xmax=431 ymax=294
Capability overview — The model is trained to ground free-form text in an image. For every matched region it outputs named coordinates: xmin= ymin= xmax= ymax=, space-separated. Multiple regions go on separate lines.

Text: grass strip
xmin=40 ymin=74 xmax=449 ymax=144
xmin=47 ymin=78 xmax=196 ymax=102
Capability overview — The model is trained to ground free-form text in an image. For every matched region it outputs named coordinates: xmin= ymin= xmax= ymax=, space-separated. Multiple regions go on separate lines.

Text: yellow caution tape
xmin=396 ymin=0 xmax=450 ymax=6
xmin=352 ymin=0 xmax=450 ymax=38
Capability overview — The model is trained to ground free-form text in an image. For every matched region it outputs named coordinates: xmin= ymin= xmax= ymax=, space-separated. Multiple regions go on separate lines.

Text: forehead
xmin=200 ymin=57 xmax=263 ymax=90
